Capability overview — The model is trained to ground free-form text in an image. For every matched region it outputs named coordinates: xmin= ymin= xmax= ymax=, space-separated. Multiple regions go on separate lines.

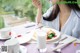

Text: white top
xmin=41 ymin=6 xmax=80 ymax=39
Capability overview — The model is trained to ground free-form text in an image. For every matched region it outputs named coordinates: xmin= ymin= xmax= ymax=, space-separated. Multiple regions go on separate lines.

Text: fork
xmin=54 ymin=37 xmax=68 ymax=46
xmin=53 ymin=33 xmax=68 ymax=53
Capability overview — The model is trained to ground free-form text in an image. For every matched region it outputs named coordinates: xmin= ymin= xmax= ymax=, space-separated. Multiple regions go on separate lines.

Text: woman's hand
xmin=32 ymin=0 xmax=42 ymax=9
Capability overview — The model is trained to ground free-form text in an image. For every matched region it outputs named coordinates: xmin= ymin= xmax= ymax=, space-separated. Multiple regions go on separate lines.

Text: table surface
xmin=0 ymin=41 xmax=80 ymax=53
xmin=0 ymin=23 xmax=80 ymax=53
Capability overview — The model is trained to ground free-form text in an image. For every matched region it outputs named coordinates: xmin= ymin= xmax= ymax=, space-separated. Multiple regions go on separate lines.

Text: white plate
xmin=32 ymin=27 xmax=61 ymax=42
xmin=19 ymin=46 xmax=27 ymax=53
xmin=13 ymin=32 xmax=33 ymax=44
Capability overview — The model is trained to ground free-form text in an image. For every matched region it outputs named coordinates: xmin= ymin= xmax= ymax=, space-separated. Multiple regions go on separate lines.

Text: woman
xmin=32 ymin=0 xmax=80 ymax=39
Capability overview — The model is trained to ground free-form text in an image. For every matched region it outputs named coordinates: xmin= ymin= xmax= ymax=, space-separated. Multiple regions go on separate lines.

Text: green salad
xmin=47 ymin=33 xmax=56 ymax=39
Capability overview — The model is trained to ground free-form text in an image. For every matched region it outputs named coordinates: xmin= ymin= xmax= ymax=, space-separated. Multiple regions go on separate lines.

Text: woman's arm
xmin=36 ymin=8 xmax=42 ymax=24
xmin=32 ymin=0 xmax=42 ymax=24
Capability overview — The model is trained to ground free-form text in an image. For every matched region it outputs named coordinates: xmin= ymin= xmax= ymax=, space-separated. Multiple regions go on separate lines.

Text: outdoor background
xmin=0 ymin=0 xmax=80 ymax=28
xmin=0 ymin=0 xmax=50 ymax=20
xmin=0 ymin=0 xmax=51 ymax=28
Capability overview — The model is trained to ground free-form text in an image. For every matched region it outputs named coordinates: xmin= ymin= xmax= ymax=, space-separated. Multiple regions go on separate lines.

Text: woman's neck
xmin=58 ymin=4 xmax=72 ymax=31
xmin=58 ymin=4 xmax=71 ymax=14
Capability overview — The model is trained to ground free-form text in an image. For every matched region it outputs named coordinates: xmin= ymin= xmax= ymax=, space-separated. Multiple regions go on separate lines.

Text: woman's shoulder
xmin=43 ymin=5 xmax=56 ymax=17
xmin=43 ymin=6 xmax=53 ymax=17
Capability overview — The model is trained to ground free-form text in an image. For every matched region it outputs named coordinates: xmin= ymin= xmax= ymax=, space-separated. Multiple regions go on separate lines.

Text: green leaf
xmin=50 ymin=33 xmax=55 ymax=37
xmin=48 ymin=34 xmax=53 ymax=39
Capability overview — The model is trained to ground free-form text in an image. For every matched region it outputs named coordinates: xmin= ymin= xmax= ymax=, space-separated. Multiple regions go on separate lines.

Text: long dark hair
xmin=43 ymin=0 xmax=80 ymax=21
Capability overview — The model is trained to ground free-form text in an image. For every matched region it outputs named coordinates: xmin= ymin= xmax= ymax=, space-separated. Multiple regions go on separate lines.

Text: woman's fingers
xmin=32 ymin=0 xmax=39 ymax=4
xmin=32 ymin=0 xmax=42 ymax=8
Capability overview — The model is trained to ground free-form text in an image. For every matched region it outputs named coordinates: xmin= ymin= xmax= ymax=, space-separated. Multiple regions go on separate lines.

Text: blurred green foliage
xmin=0 ymin=0 xmax=50 ymax=21
xmin=0 ymin=16 xmax=4 ymax=29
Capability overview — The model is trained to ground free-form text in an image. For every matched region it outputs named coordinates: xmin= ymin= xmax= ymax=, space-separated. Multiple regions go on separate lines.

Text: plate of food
xmin=32 ymin=27 xmax=61 ymax=42
xmin=11 ymin=31 xmax=33 ymax=44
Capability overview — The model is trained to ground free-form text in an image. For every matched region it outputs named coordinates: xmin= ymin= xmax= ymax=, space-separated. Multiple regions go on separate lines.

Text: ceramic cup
xmin=0 ymin=27 xmax=11 ymax=39
xmin=4 ymin=38 xmax=20 ymax=53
